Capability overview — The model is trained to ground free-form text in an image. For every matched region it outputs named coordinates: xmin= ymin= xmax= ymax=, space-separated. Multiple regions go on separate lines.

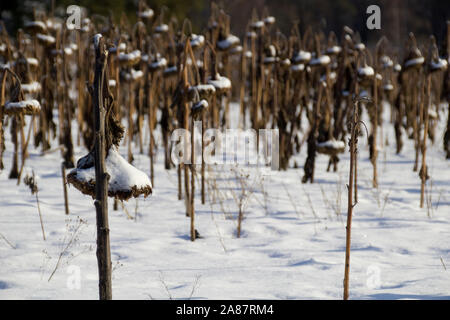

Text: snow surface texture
xmin=293 ymin=51 xmax=311 ymax=63
xmin=405 ymin=57 xmax=425 ymax=68
xmin=149 ymin=58 xmax=167 ymax=70
xmin=431 ymin=59 xmax=448 ymax=71
xmin=208 ymin=74 xmax=231 ymax=91
xmin=381 ymin=56 xmax=394 ymax=68
xmin=24 ymin=21 xmax=47 ymax=32
xmin=327 ymin=46 xmax=342 ymax=54
xmin=68 ymin=147 xmax=152 ymax=195
xmin=355 ymin=43 xmax=366 ymax=51
xmin=21 ymin=82 xmax=41 ymax=94
xmin=25 ymin=58 xmax=39 ymax=67
xmin=121 ymin=69 xmax=143 ymax=82
xmin=0 ymin=102 xmax=449 ymax=299
xmin=291 ymin=64 xmax=305 ymax=72
xmin=192 ymin=99 xmax=208 ymax=112
xmin=264 ymin=16 xmax=276 ymax=25
xmin=189 ymin=84 xmax=216 ymax=95
xmin=251 ymin=21 xmax=265 ymax=29
xmin=138 ymin=9 xmax=154 ymax=19
xmin=230 ymin=46 xmax=243 ymax=55
xmin=36 ymin=33 xmax=55 ymax=45
xmin=4 ymin=99 xmax=41 ymax=115
xmin=118 ymin=50 xmax=141 ymax=62
xmin=190 ymin=34 xmax=205 ymax=48
xmin=310 ymin=55 xmax=331 ymax=66
xmin=155 ymin=24 xmax=169 ymax=33
xmin=358 ymin=66 xmax=375 ymax=77
xmin=317 ymin=140 xmax=345 ymax=149
xmin=217 ymin=35 xmax=240 ymax=51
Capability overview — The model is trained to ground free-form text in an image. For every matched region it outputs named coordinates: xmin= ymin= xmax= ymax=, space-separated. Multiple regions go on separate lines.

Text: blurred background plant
xmin=1 ymin=0 xmax=448 ymax=51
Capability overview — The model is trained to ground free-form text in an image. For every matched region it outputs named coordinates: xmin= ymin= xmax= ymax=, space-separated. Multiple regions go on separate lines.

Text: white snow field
xmin=0 ymin=102 xmax=449 ymax=300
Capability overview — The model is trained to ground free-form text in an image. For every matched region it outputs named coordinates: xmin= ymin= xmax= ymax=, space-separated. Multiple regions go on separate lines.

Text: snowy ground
xmin=0 ymin=102 xmax=449 ymax=300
